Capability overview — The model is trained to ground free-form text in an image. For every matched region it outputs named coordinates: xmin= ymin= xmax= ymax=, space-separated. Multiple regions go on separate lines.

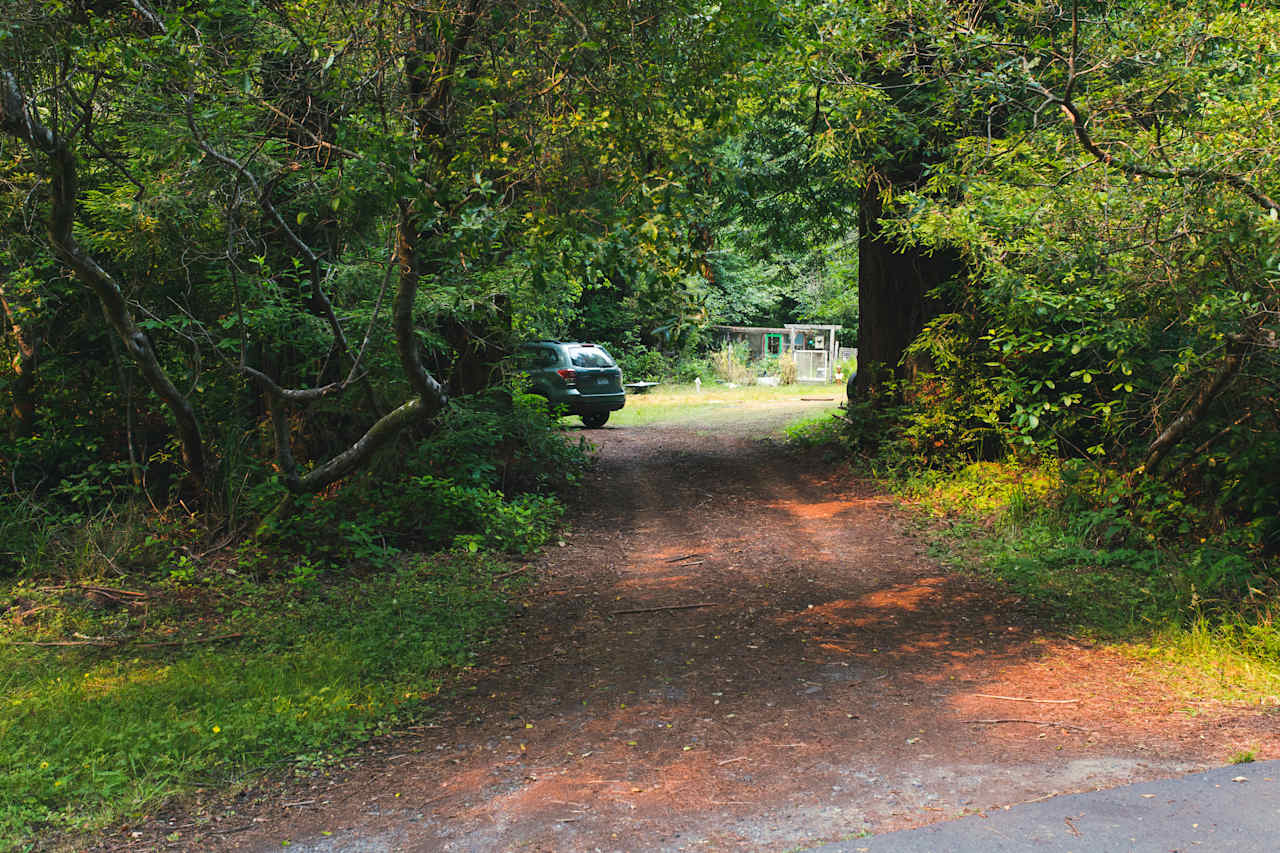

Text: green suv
xmin=518 ymin=341 xmax=626 ymax=427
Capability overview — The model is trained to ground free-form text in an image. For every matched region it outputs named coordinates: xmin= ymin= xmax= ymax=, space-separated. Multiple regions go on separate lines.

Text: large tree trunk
xmin=855 ymin=184 xmax=960 ymax=397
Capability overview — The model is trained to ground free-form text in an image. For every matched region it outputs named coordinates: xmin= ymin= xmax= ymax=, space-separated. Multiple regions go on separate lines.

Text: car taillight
xmin=557 ymin=368 xmax=576 ymax=386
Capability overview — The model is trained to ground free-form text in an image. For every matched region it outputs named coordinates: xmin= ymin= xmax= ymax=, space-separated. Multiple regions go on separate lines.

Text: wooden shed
xmin=710 ymin=324 xmax=844 ymax=382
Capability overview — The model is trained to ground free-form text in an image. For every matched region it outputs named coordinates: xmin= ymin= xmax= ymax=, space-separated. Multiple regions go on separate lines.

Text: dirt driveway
xmin=105 ymin=399 xmax=1276 ymax=851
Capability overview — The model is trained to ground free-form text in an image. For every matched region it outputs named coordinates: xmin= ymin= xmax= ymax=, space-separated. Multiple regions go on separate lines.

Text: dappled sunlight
xmin=774 ymin=579 xmax=955 ymax=636
xmin=76 ymin=663 xmax=171 ymax=699
xmin=854 ymin=577 xmax=949 ymax=610
xmin=765 ymin=499 xmax=859 ymax=521
xmin=608 ymin=382 xmax=844 ymax=430
xmin=617 ymin=574 xmax=698 ymax=590
xmin=943 ymin=636 xmax=1280 ymax=748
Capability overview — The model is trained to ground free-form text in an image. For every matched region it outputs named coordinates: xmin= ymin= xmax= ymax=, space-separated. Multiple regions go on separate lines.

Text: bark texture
xmin=856 ymin=185 xmax=960 ymax=396
xmin=1 ymin=288 xmax=41 ymax=436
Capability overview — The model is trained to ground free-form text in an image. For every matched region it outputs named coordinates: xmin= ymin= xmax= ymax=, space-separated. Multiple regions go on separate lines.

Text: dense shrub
xmin=614 ymin=347 xmax=672 ymax=382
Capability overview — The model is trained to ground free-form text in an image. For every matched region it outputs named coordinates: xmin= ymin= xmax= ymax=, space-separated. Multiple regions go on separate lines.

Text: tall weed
xmin=710 ymin=342 xmax=755 ymax=385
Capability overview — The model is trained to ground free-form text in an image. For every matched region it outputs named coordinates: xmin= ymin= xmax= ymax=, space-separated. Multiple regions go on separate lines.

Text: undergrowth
xmin=786 ymin=408 xmax=1280 ymax=699
xmin=0 ymin=388 xmax=584 ymax=847
xmin=0 ymin=554 xmax=524 ymax=845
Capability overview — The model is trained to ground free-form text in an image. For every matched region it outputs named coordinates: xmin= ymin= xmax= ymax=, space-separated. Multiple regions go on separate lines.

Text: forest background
xmin=1 ymin=0 xmax=1277 ymax=845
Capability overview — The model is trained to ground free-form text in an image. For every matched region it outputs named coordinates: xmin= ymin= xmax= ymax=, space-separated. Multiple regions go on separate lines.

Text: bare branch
xmin=1143 ymin=335 xmax=1251 ymax=475
xmin=185 ymin=96 xmax=355 ymax=361
xmin=240 ymin=366 xmax=344 ymax=403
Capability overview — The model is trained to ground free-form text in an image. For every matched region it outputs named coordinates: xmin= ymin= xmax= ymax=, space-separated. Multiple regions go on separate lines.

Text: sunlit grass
xmin=0 ymin=554 xmax=522 ymax=846
xmin=1119 ymin=617 xmax=1280 ymax=707
xmin=770 ymin=424 xmax=1280 ymax=710
xmin=605 ymin=381 xmax=845 ymax=429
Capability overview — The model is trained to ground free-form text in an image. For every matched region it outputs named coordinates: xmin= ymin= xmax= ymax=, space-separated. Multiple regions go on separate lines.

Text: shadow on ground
xmin=90 ymin=408 xmax=1277 ymax=852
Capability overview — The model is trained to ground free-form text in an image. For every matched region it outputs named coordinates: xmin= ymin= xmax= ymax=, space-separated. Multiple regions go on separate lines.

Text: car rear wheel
xmin=581 ymin=412 xmax=609 ymax=428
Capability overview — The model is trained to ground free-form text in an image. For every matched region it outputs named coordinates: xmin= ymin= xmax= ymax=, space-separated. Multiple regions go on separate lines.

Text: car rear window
xmin=569 ymin=346 xmax=615 ymax=368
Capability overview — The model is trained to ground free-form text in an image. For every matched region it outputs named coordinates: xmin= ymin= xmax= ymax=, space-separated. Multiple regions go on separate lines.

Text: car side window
xmin=519 ymin=347 xmax=558 ymax=368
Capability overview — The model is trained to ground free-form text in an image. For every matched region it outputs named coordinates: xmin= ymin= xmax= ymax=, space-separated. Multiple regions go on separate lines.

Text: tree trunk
xmin=855 ymin=184 xmax=960 ymax=397
xmin=0 ymin=288 xmax=41 ymax=437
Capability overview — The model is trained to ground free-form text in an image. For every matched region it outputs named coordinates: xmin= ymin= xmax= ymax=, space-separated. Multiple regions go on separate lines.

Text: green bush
xmin=248 ymin=386 xmax=586 ymax=575
xmin=670 ymin=355 xmax=711 ymax=383
xmin=0 ymin=384 xmax=584 ymax=844
xmin=615 ymin=346 xmax=671 ymax=382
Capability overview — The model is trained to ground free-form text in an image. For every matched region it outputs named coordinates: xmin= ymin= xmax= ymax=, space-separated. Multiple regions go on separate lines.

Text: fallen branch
xmin=82 ymin=584 xmax=148 ymax=598
xmin=14 ymin=631 xmax=247 ymax=650
xmin=9 ymin=604 xmax=51 ymax=622
xmin=666 ymin=553 xmax=707 ymax=563
xmin=41 ymin=583 xmax=148 ymax=597
xmin=210 ymin=823 xmax=254 ymax=835
xmin=611 ymin=602 xmax=719 ymax=615
xmin=10 ymin=638 xmax=116 ymax=647
xmin=493 ymin=652 xmax=557 ymax=668
xmin=490 ymin=565 xmax=530 ymax=583
xmin=963 ymin=718 xmax=1091 ymax=732
xmin=974 ymin=694 xmax=1080 ymax=704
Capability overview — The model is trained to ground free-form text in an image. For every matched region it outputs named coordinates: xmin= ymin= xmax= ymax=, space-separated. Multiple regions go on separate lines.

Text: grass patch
xmin=607 ymin=381 xmax=845 ymax=429
xmin=903 ymin=462 xmax=1280 ymax=702
xmin=885 ymin=461 xmax=1261 ymax=628
xmin=0 ymin=552 xmax=524 ymax=846
xmin=781 ymin=416 xmax=1280 ymax=708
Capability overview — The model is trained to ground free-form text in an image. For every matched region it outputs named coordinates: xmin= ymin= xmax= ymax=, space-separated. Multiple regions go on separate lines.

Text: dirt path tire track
xmin=90 ymin=407 xmax=1278 ymax=852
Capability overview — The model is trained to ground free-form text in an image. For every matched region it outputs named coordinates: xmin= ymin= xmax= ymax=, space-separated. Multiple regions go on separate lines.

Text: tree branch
xmin=260 ymin=216 xmax=446 ymax=497
xmin=1 ymin=70 xmax=205 ymax=488
xmin=185 ymin=98 xmax=355 ymax=362
xmin=1057 ymin=96 xmax=1280 ymax=216
xmin=1032 ymin=0 xmax=1280 ymax=217
xmin=1143 ymin=335 xmax=1250 ymax=475
xmin=394 ymin=202 xmax=449 ymax=407
xmin=290 ymin=398 xmax=428 ymax=492
xmin=240 ymin=365 xmax=344 ymax=403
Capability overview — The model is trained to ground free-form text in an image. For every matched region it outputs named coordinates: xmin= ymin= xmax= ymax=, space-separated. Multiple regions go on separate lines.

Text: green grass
xmin=890 ymin=460 xmax=1280 ymax=703
xmin=0 ymin=553 xmax=523 ymax=847
xmin=772 ymin=424 xmax=1280 ymax=707
xmin=604 ymin=381 xmax=845 ymax=430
